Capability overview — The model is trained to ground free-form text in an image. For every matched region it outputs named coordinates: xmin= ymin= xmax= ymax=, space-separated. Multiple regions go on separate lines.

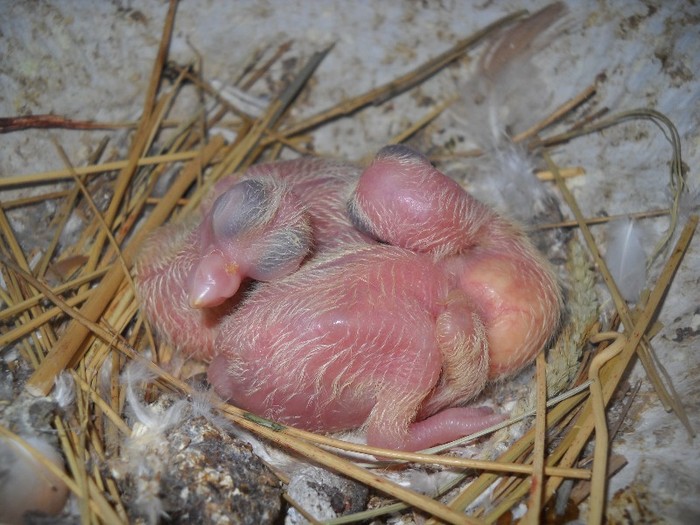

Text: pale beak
xmin=188 ymin=252 xmax=242 ymax=308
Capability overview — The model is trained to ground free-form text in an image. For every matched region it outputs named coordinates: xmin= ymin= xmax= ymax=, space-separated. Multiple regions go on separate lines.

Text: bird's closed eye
xmin=211 ymin=179 xmax=274 ymax=240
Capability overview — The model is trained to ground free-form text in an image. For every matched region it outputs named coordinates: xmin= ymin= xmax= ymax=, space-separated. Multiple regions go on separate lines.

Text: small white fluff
xmin=210 ymin=79 xmax=269 ymax=118
xmin=117 ymin=360 xmax=241 ymax=524
xmin=605 ymin=218 xmax=648 ymax=303
xmin=52 ymin=371 xmax=75 ymax=410
xmin=119 ymin=361 xmax=185 ymax=525
xmin=121 ymin=360 xmax=188 ymax=435
xmin=448 ymin=4 xmax=569 ymax=223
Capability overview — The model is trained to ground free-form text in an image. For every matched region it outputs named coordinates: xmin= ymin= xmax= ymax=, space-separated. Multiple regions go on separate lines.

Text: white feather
xmin=52 ymin=371 xmax=75 ymax=410
xmin=605 ymin=218 xmax=648 ymax=303
xmin=121 ymin=361 xmax=188 ymax=433
xmin=447 ymin=4 xmax=570 ymax=222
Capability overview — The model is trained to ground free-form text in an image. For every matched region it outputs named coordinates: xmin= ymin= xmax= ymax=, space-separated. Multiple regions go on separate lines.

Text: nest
xmin=0 ymin=3 xmax=697 ymax=524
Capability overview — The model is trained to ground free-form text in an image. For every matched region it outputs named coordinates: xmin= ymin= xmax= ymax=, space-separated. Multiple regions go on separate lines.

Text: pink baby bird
xmin=136 ymin=146 xmax=560 ymax=451
xmin=349 ymin=146 xmax=561 ymax=379
xmin=135 ymin=158 xmax=372 ymax=359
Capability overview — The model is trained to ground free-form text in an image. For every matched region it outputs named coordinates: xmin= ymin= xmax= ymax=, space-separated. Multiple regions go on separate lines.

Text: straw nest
xmin=0 ymin=3 xmax=696 ymax=524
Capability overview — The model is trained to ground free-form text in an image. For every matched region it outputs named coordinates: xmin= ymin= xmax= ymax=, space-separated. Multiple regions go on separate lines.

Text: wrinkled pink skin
xmin=188 ymin=159 xmax=374 ymax=308
xmin=135 ymin=217 xmax=231 ymax=358
xmin=209 ymin=246 xmax=502 ymax=451
xmin=135 ymin=146 xmax=560 ymax=451
xmin=349 ymin=146 xmax=561 ymax=379
xmin=135 ymin=158 xmax=372 ymax=359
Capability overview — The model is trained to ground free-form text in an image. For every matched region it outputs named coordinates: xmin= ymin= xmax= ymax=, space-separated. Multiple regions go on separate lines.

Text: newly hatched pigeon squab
xmin=349 ymin=146 xmax=561 ymax=379
xmin=136 ymin=158 xmax=372 ymax=359
xmin=136 ymin=146 xmax=561 ymax=451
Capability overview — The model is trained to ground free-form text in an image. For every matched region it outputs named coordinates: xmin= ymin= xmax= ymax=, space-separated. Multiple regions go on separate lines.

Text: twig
xmin=544 ymin=149 xmax=691 ymax=431
xmin=425 ymin=390 xmax=589 ymax=525
xmin=52 ymin=139 xmax=138 ymax=295
xmin=0 ymin=288 xmax=92 ymax=346
xmin=534 ymin=166 xmax=585 ymax=181
xmin=541 ymin=213 xmax=698 ymax=506
xmin=0 ymin=151 xmax=203 ymax=188
xmin=535 ymin=108 xmax=686 ymax=264
xmin=142 ymin=0 xmax=178 ymax=123
xmin=607 ymin=380 xmax=642 ymax=443
xmin=280 ymin=11 xmax=527 ymax=137
xmin=25 ymin=136 xmax=224 ymax=396
xmin=186 ymin=44 xmax=334 ymax=211
xmin=0 ymin=268 xmax=106 ymax=322
xmin=0 ymin=201 xmax=59 ymax=359
xmin=0 ymin=114 xmax=138 ymax=133
xmin=525 ymin=352 xmax=548 ymax=523
xmin=0 ymin=189 xmax=72 ymax=208
xmin=69 ymin=370 xmax=132 ymax=437
xmin=586 ymin=332 xmax=626 ymax=524
xmin=241 ymin=40 xmax=294 ymax=90
xmin=388 ymin=98 xmax=456 ymax=146
xmin=513 ymin=83 xmax=597 ymax=143
xmin=534 ymin=207 xmax=671 ymax=230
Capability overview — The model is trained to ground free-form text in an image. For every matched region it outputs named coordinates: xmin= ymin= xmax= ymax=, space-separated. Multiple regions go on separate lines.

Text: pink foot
xmin=368 ymin=407 xmax=506 ymax=451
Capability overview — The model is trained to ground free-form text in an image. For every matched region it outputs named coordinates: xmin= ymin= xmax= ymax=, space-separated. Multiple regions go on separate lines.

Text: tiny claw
xmin=188 ymin=253 xmax=242 ymax=308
